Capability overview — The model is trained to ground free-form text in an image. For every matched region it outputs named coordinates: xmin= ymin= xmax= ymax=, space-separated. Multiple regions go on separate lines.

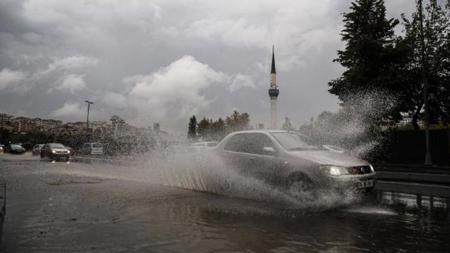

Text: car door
xmin=221 ymin=133 xmax=252 ymax=173
xmin=241 ymin=133 xmax=284 ymax=184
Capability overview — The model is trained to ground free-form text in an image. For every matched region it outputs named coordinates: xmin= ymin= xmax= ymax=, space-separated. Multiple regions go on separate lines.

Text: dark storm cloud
xmin=0 ymin=0 xmax=414 ymax=129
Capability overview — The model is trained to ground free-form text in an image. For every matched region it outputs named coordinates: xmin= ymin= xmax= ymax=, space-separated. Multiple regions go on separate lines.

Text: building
xmin=268 ymin=46 xmax=279 ymax=129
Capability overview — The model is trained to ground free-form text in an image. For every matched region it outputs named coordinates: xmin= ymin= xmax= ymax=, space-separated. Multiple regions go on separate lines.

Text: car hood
xmin=288 ymin=150 xmax=368 ymax=167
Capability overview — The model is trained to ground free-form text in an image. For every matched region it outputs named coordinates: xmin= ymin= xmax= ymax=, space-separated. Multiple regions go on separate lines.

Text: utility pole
xmin=85 ymin=100 xmax=94 ymax=132
xmin=418 ymin=0 xmax=432 ymax=165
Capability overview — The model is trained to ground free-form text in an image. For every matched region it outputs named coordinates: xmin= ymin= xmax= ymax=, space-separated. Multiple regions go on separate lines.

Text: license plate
xmin=358 ymin=179 xmax=374 ymax=189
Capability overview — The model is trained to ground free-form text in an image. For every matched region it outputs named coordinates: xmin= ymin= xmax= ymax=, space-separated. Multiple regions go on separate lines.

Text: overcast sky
xmin=0 ymin=0 xmax=415 ymax=130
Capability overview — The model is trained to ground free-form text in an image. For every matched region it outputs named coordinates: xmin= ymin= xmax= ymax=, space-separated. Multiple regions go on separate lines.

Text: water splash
xmin=140 ymin=150 xmax=360 ymax=210
xmin=302 ymin=90 xmax=398 ymax=159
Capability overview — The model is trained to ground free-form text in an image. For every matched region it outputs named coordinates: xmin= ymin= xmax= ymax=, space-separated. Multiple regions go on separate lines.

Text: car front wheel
xmin=286 ymin=174 xmax=316 ymax=198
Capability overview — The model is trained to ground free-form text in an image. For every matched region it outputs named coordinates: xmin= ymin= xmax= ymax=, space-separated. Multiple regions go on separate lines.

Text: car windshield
xmin=271 ymin=132 xmax=321 ymax=151
xmin=93 ymin=143 xmax=103 ymax=148
xmin=49 ymin=143 xmax=65 ymax=148
xmin=11 ymin=144 xmax=23 ymax=149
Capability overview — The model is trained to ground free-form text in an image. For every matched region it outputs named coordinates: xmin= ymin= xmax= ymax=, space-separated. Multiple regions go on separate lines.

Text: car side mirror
xmin=262 ymin=146 xmax=276 ymax=155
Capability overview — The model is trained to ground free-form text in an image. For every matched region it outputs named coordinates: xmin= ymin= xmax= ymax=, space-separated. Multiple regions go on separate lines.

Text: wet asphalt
xmin=0 ymin=153 xmax=449 ymax=253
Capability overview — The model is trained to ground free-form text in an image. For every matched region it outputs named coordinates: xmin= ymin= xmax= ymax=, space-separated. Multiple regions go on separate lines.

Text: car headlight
xmin=320 ymin=165 xmax=349 ymax=176
xmin=369 ymin=164 xmax=375 ymax=172
xmin=52 ymin=150 xmax=56 ymax=154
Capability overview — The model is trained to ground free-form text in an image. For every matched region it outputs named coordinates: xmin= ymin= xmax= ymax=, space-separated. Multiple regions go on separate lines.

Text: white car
xmin=80 ymin=142 xmax=104 ymax=155
xmin=214 ymin=130 xmax=376 ymax=193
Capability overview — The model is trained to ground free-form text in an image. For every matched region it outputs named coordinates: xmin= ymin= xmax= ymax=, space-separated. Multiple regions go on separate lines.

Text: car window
xmin=224 ymin=134 xmax=245 ymax=152
xmin=49 ymin=143 xmax=65 ymax=148
xmin=224 ymin=133 xmax=276 ymax=155
xmin=93 ymin=143 xmax=102 ymax=148
xmin=271 ymin=132 xmax=321 ymax=151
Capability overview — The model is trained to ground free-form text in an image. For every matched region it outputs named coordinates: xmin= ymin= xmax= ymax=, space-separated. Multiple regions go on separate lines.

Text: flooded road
xmin=1 ymin=154 xmax=449 ymax=252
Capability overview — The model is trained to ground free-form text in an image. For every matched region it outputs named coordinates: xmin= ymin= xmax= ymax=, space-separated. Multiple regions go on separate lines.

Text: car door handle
xmin=249 ymin=157 xmax=255 ymax=161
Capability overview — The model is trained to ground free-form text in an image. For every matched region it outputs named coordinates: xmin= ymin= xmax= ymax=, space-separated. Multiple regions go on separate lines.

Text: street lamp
xmin=85 ymin=100 xmax=94 ymax=131
xmin=418 ymin=0 xmax=432 ymax=165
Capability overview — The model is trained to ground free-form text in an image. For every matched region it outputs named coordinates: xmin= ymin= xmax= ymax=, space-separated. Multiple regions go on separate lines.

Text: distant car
xmin=0 ymin=144 xmax=4 ymax=154
xmin=213 ymin=130 xmax=376 ymax=193
xmin=32 ymin=144 xmax=45 ymax=156
xmin=80 ymin=142 xmax=104 ymax=155
xmin=40 ymin=143 xmax=71 ymax=161
xmin=6 ymin=144 xmax=26 ymax=154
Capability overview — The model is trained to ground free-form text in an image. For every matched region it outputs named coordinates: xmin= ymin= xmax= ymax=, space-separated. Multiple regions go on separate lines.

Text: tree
xmin=210 ymin=118 xmax=226 ymax=140
xmin=197 ymin=117 xmax=211 ymax=140
xmin=329 ymin=0 xmax=403 ymax=123
xmin=110 ymin=115 xmax=126 ymax=137
xmin=400 ymin=0 xmax=450 ymax=129
xmin=282 ymin=117 xmax=293 ymax=130
xmin=187 ymin=115 xmax=197 ymax=140
xmin=225 ymin=110 xmax=250 ymax=132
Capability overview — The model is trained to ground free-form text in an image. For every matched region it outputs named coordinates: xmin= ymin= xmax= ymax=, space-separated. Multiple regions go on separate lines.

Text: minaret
xmin=268 ymin=46 xmax=279 ymax=129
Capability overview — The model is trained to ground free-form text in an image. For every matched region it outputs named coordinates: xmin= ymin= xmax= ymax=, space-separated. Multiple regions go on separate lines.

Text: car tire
xmin=286 ymin=173 xmax=315 ymax=195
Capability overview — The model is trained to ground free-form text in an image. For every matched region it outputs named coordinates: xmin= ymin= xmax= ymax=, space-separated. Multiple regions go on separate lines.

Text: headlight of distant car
xmin=320 ymin=165 xmax=349 ymax=176
xmin=52 ymin=150 xmax=56 ymax=154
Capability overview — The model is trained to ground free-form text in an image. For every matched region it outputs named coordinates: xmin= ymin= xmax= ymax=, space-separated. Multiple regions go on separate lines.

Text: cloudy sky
xmin=0 ymin=0 xmax=414 ymax=130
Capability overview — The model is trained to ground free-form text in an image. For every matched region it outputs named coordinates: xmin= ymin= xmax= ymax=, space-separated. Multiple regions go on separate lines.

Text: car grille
xmin=347 ymin=165 xmax=372 ymax=175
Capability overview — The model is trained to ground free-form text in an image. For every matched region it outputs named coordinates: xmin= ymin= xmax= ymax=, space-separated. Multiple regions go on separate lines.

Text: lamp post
xmin=418 ymin=0 xmax=432 ymax=165
xmin=85 ymin=100 xmax=94 ymax=132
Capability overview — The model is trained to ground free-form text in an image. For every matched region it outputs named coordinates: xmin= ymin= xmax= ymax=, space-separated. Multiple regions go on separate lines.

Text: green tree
xmin=225 ymin=110 xmax=250 ymax=132
xmin=210 ymin=118 xmax=226 ymax=141
xmin=197 ymin=117 xmax=211 ymax=140
xmin=401 ymin=0 xmax=450 ymax=129
xmin=187 ymin=115 xmax=197 ymax=140
xmin=282 ymin=117 xmax=294 ymax=130
xmin=329 ymin=0 xmax=403 ymax=123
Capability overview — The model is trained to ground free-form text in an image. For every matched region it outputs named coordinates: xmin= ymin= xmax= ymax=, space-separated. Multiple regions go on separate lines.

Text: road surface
xmin=1 ymin=153 xmax=449 ymax=252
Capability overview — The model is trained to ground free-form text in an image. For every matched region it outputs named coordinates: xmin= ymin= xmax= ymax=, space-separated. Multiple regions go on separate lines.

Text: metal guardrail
xmin=375 ymin=164 xmax=450 ymax=174
xmin=374 ymin=165 xmax=450 ymax=198
xmin=376 ymin=171 xmax=450 ymax=185
xmin=375 ymin=181 xmax=450 ymax=198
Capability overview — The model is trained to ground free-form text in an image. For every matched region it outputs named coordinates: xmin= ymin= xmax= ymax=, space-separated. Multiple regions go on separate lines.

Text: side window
xmin=224 ymin=133 xmax=276 ymax=155
xmin=247 ymin=133 xmax=276 ymax=155
xmin=224 ymin=134 xmax=246 ymax=152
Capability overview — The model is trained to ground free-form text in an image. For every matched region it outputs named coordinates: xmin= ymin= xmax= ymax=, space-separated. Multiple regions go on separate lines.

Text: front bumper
xmin=49 ymin=154 xmax=70 ymax=160
xmin=328 ymin=173 xmax=376 ymax=191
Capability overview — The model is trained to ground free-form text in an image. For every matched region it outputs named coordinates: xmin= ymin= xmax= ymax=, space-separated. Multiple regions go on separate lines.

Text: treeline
xmin=187 ymin=111 xmax=250 ymax=141
xmin=329 ymin=0 xmax=450 ymax=129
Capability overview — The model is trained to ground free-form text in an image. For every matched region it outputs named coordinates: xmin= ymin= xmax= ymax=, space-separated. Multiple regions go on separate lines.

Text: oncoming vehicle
xmin=80 ymin=142 xmax=104 ymax=155
xmin=32 ymin=144 xmax=44 ymax=156
xmin=214 ymin=130 xmax=375 ymax=194
xmin=40 ymin=143 xmax=71 ymax=162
